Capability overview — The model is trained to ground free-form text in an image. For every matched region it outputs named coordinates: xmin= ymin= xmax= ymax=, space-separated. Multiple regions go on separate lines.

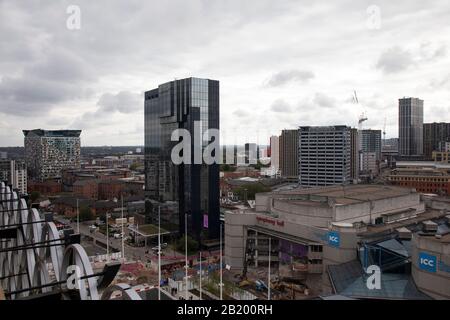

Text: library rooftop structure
xmin=224 ymin=184 xmax=450 ymax=299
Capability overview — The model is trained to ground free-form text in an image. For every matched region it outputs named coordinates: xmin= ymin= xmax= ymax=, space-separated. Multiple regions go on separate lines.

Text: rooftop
xmin=23 ymin=129 xmax=82 ymax=137
xmin=263 ymin=184 xmax=416 ymax=207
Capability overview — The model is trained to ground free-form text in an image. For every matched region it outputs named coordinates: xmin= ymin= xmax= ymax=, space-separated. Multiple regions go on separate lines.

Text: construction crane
xmin=354 ymin=91 xmax=368 ymax=131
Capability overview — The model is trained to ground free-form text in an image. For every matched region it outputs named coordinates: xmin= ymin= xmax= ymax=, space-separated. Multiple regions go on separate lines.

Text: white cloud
xmin=1 ymin=0 xmax=450 ymax=146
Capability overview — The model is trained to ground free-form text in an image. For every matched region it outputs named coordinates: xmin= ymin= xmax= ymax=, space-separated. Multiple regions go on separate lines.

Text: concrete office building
xmin=298 ymin=126 xmax=351 ymax=187
xmin=399 ymin=97 xmax=424 ymax=156
xmin=359 ymin=152 xmax=379 ymax=177
xmin=144 ymin=77 xmax=220 ymax=240
xmin=279 ymin=129 xmax=298 ymax=181
xmin=224 ymin=184 xmax=450 ymax=299
xmin=23 ymin=129 xmax=81 ymax=181
xmin=423 ymin=122 xmax=450 ymax=160
xmin=269 ymin=136 xmax=280 ymax=175
xmin=360 ymin=130 xmax=379 ymax=179
xmin=0 ymin=159 xmax=27 ymax=195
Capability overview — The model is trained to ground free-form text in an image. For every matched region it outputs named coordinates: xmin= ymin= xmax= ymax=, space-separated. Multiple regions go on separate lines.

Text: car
xmin=151 ymin=243 xmax=168 ymax=251
xmin=113 ymin=233 xmax=123 ymax=239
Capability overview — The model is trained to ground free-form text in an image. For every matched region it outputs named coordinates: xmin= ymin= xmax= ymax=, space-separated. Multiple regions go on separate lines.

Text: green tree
xmin=175 ymin=235 xmax=199 ymax=255
xmin=220 ymin=164 xmax=236 ymax=172
xmin=30 ymin=191 xmax=40 ymax=203
xmin=251 ymin=160 xmax=270 ymax=170
xmin=79 ymin=205 xmax=94 ymax=221
xmin=129 ymin=162 xmax=139 ymax=171
xmin=234 ymin=183 xmax=271 ymax=200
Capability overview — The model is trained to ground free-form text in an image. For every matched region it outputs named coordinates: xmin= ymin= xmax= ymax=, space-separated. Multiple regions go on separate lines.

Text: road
xmin=56 ymin=217 xmax=222 ymax=265
xmin=56 ymin=217 xmax=149 ymax=261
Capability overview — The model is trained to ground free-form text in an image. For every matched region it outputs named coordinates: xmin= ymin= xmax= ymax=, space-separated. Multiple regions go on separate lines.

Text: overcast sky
xmin=0 ymin=0 xmax=449 ymax=147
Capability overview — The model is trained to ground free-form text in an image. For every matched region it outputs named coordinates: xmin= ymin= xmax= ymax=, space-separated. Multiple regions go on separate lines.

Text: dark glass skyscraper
xmin=399 ymin=97 xmax=423 ymax=156
xmin=144 ymin=77 xmax=220 ymax=241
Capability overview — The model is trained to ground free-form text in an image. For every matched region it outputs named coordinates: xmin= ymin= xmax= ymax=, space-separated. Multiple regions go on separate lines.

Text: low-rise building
xmin=28 ymin=179 xmax=62 ymax=195
xmin=73 ymin=179 xmax=98 ymax=200
xmin=388 ymin=161 xmax=450 ymax=196
xmin=432 ymin=151 xmax=450 ymax=164
xmin=224 ymin=184 xmax=450 ymax=299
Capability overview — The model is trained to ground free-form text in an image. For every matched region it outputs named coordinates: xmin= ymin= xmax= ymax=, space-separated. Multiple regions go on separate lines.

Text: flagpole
xmin=199 ymin=250 xmax=202 ymax=300
xmin=220 ymin=223 xmax=223 ymax=300
xmin=76 ymin=198 xmax=79 ymax=233
xmin=158 ymin=206 xmax=161 ymax=300
xmin=121 ymin=194 xmax=124 ymax=262
xmin=185 ymin=213 xmax=188 ymax=300
xmin=106 ymin=212 xmax=109 ymax=262
xmin=268 ymin=237 xmax=271 ymax=300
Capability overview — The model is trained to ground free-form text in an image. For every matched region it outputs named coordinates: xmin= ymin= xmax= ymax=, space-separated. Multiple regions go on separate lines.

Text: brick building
xmin=52 ymin=197 xmax=117 ymax=218
xmin=388 ymin=161 xmax=450 ymax=196
xmin=28 ymin=180 xmax=62 ymax=195
xmin=73 ymin=179 xmax=98 ymax=200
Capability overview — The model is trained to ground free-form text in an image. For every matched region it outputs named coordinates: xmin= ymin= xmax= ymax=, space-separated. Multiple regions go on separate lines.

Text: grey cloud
xmin=71 ymin=91 xmax=142 ymax=129
xmin=270 ymin=99 xmax=292 ymax=113
xmin=0 ymin=47 xmax=95 ymax=116
xmin=266 ymin=70 xmax=314 ymax=87
xmin=313 ymin=93 xmax=336 ymax=109
xmin=376 ymin=47 xmax=414 ymax=74
xmin=97 ymin=91 xmax=142 ymax=114
xmin=233 ymin=109 xmax=249 ymax=118
xmin=1 ymin=1 xmax=450 ymax=146
xmin=419 ymin=42 xmax=447 ymax=60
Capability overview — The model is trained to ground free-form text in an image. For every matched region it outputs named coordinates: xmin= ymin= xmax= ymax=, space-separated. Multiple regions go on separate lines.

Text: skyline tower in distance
xmin=399 ymin=97 xmax=424 ymax=157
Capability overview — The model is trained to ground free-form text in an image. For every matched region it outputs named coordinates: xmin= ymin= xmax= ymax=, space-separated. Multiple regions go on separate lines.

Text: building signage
xmin=328 ymin=231 xmax=340 ymax=247
xmin=419 ymin=252 xmax=437 ymax=273
xmin=256 ymin=216 xmax=284 ymax=227
xmin=418 ymin=252 xmax=450 ymax=274
xmin=203 ymin=214 xmax=208 ymax=229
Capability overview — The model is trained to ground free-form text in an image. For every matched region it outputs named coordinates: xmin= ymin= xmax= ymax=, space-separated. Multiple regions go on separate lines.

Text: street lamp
xmin=114 ymin=195 xmax=126 ymax=262
xmin=219 ymin=223 xmax=223 ymax=300
xmin=158 ymin=206 xmax=161 ymax=300
xmin=106 ymin=212 xmax=110 ymax=262
xmin=76 ymin=198 xmax=80 ymax=233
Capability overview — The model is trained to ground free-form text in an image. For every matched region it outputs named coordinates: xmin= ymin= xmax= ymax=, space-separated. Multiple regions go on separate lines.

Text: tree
xmin=129 ymin=162 xmax=139 ymax=171
xmin=251 ymin=160 xmax=270 ymax=170
xmin=79 ymin=205 xmax=94 ymax=222
xmin=175 ymin=235 xmax=199 ymax=255
xmin=220 ymin=164 xmax=236 ymax=172
xmin=234 ymin=183 xmax=271 ymax=200
xmin=30 ymin=191 xmax=40 ymax=203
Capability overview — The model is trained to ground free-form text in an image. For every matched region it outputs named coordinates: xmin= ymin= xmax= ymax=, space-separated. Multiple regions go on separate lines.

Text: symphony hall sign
xmin=256 ymin=215 xmax=285 ymax=227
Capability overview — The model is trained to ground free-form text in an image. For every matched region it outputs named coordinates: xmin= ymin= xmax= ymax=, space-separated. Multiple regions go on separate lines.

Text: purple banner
xmin=203 ymin=214 xmax=208 ymax=228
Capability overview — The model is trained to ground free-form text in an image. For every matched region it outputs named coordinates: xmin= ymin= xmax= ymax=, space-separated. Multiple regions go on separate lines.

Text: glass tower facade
xmin=144 ymin=77 xmax=220 ymax=241
xmin=399 ymin=98 xmax=424 ymax=156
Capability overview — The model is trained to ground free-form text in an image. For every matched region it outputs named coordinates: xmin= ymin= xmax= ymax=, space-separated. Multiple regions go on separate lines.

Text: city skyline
xmin=1 ymin=1 xmax=450 ymax=147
